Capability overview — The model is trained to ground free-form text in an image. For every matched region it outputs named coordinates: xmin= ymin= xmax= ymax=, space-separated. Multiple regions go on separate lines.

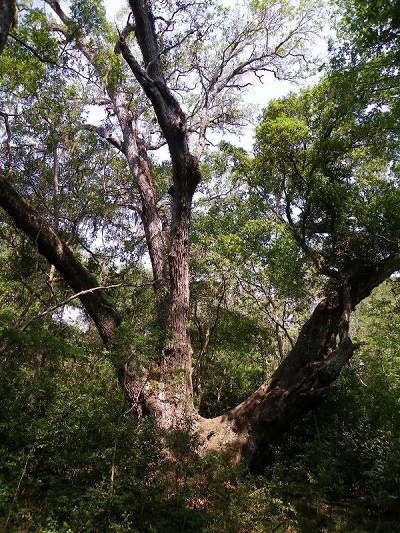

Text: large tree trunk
xmin=153 ymin=159 xmax=200 ymax=428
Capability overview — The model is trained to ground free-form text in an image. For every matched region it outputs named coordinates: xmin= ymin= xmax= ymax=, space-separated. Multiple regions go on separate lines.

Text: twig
xmin=6 ymin=453 xmax=31 ymax=528
xmin=34 ymin=284 xmax=122 ymax=321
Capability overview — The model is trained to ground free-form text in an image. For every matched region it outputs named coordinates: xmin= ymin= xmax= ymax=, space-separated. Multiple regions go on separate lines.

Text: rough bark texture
xmin=199 ymin=256 xmax=400 ymax=472
xmin=115 ymin=0 xmax=201 ymax=428
xmin=0 ymin=0 xmax=16 ymax=55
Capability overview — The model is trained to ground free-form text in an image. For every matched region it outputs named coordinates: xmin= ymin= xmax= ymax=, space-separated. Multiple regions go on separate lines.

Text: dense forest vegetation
xmin=0 ymin=0 xmax=399 ymax=531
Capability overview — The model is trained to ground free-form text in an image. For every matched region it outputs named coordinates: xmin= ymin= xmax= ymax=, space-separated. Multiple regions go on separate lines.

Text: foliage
xmin=2 ymin=279 xmax=400 ymax=532
xmin=252 ymin=71 xmax=400 ymax=284
xmin=331 ymin=0 xmax=400 ymax=137
xmin=333 ymin=0 xmax=400 ymax=62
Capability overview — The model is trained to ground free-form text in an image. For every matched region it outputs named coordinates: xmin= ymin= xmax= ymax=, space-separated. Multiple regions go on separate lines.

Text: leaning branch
xmin=34 ymin=284 xmax=123 ymax=321
xmin=201 ymin=255 xmax=400 ymax=472
xmin=0 ymin=173 xmax=121 ymax=346
xmin=8 ymin=33 xmax=58 ymax=65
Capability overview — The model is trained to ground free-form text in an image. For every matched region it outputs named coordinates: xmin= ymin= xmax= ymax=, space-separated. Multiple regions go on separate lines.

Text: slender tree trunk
xmin=111 ymin=90 xmax=170 ymax=326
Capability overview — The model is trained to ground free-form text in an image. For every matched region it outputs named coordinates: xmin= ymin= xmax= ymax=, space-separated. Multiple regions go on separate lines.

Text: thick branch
xmin=0 ymin=174 xmax=121 ymax=346
xmin=267 ymin=255 xmax=400 ymax=392
xmin=200 ymin=255 xmax=400 ymax=471
xmin=117 ymin=36 xmax=187 ymax=156
xmin=128 ymin=0 xmax=165 ymax=83
xmin=121 ymin=1 xmax=201 ymax=197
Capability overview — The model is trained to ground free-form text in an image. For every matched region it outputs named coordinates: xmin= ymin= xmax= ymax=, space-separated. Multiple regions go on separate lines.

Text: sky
xmin=105 ymin=0 xmax=129 ymax=22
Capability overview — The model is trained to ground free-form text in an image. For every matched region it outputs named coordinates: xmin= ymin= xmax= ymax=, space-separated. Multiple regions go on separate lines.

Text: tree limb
xmin=8 ymin=33 xmax=58 ymax=65
xmin=0 ymin=173 xmax=121 ymax=346
xmin=81 ymin=124 xmax=124 ymax=152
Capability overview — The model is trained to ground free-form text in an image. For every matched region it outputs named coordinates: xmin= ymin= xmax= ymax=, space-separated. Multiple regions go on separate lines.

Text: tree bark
xmin=0 ymin=0 xmax=16 ymax=54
